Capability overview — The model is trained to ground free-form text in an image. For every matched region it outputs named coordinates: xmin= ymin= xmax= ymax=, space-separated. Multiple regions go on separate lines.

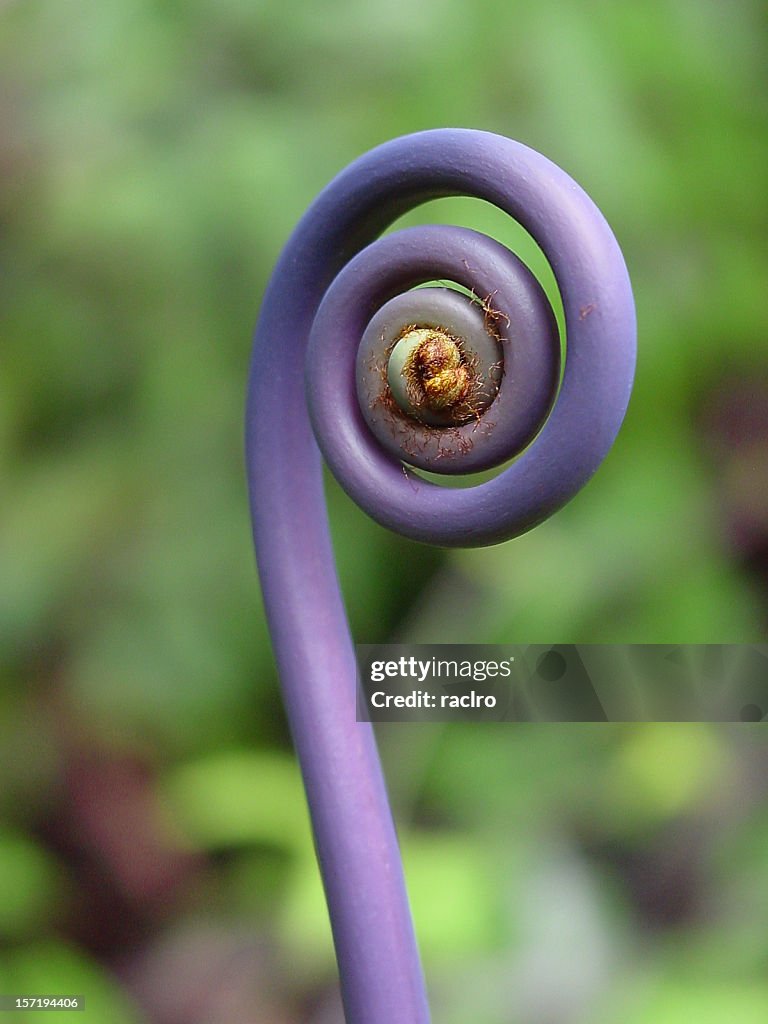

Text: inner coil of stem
xmin=342 ymin=227 xmax=560 ymax=476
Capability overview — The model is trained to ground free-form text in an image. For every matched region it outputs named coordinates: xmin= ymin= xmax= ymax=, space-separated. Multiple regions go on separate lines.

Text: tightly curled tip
xmin=298 ymin=132 xmax=635 ymax=534
xmin=388 ymin=326 xmax=475 ymax=421
xmin=315 ymin=228 xmax=561 ymax=478
xmin=402 ymin=328 xmax=469 ymax=411
xmin=252 ymin=129 xmax=636 ymax=546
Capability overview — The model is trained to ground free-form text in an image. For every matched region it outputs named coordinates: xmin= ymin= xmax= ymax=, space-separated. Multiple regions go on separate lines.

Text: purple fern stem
xmin=245 ymin=129 xmax=636 ymax=1023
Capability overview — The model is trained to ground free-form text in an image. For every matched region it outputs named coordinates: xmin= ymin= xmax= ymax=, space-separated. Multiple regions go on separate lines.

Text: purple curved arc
xmin=246 ymin=129 xmax=636 ymax=1024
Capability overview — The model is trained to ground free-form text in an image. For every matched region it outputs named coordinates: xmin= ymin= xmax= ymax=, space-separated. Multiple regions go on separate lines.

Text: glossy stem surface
xmin=245 ymin=129 xmax=636 ymax=1023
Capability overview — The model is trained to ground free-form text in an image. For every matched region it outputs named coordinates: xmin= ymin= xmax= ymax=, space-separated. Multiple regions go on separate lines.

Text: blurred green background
xmin=1 ymin=0 xmax=767 ymax=1021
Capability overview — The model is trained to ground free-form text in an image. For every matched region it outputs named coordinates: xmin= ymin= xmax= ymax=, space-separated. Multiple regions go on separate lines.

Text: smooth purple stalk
xmin=245 ymin=129 xmax=636 ymax=1023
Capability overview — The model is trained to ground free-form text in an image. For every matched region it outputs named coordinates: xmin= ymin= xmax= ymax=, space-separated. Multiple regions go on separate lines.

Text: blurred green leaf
xmin=0 ymin=943 xmax=143 ymax=1024
xmin=0 ymin=832 xmax=62 ymax=939
xmin=161 ymin=750 xmax=310 ymax=852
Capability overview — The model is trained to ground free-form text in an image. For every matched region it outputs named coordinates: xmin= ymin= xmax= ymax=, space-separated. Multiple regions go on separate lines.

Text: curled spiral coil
xmin=246 ymin=129 xmax=636 ymax=1023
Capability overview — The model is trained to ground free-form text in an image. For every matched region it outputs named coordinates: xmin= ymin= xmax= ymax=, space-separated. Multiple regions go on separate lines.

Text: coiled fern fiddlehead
xmin=246 ymin=129 xmax=636 ymax=1023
